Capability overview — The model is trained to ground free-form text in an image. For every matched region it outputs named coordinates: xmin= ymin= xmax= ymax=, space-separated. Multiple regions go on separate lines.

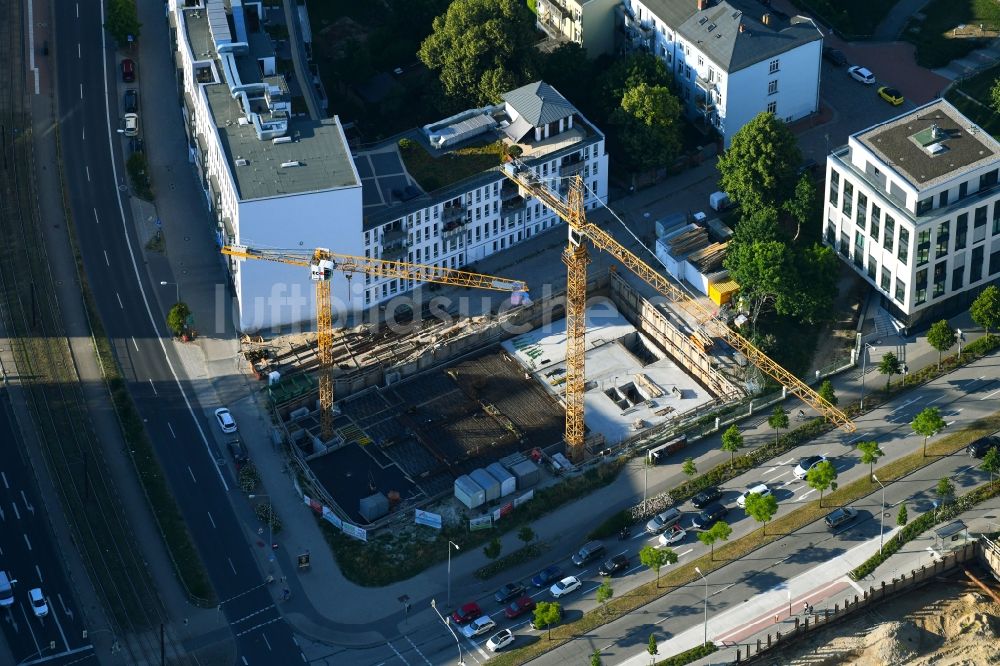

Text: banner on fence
xmin=415 ymin=509 xmax=443 ymax=529
xmin=513 ymin=489 xmax=534 ymax=507
xmin=342 ymin=522 xmax=368 ymax=542
xmin=492 ymin=502 xmax=514 ymax=522
xmin=470 ymin=515 xmax=493 ymax=531
xmin=321 ymin=506 xmax=343 ymax=530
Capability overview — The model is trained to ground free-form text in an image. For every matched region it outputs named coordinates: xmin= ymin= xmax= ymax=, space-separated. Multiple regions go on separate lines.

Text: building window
xmin=867 ymin=255 xmax=877 ymax=280
xmin=917 ymin=197 xmax=933 ymax=216
xmin=839 ymin=231 xmax=850 ymax=257
xmin=829 ymin=170 xmax=839 ymax=206
xmin=698 ymin=55 xmax=704 ymax=66
xmin=708 ymin=67 xmax=716 ymax=82
xmin=767 ymin=101 xmax=776 ymax=114
xmin=871 ymin=203 xmax=881 ymax=240
xmin=768 ymin=80 xmax=778 ymax=95
xmin=769 ymin=58 xmax=779 ymax=73
xmin=917 ymin=229 xmax=931 ymax=265
xmin=898 ymin=226 xmax=909 ymax=264
xmin=933 ymin=261 xmax=947 ymax=298
xmin=972 ymin=245 xmax=985 ymax=282
xmin=994 ymin=204 xmax=1000 ymax=235
xmin=895 ymin=278 xmax=906 ymax=303
xmin=957 ymin=213 xmax=969 ymax=249
xmin=854 ymin=230 xmax=865 ymax=267
xmin=842 ymin=181 xmax=853 ymax=217
xmin=960 ymin=181 xmax=969 ymax=198
xmin=915 ymin=269 xmax=927 ymax=305
xmin=953 ymin=265 xmax=965 ymax=290
xmin=980 ymin=169 xmax=998 ymax=191
xmin=991 ymin=248 xmax=1000 ymax=275
xmin=935 ymin=220 xmax=950 ymax=256
xmin=685 ymin=65 xmax=692 ymax=80
xmin=884 ymin=215 xmax=895 ymax=252
xmin=857 ymin=192 xmax=868 ymax=231
xmin=880 ymin=266 xmax=891 ymax=292
xmin=939 ymin=190 xmax=949 ymax=207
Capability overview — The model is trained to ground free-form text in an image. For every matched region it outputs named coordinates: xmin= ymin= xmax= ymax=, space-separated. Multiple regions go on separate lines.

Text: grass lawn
xmin=945 ymin=63 xmax=1000 ymax=137
xmin=904 ymin=0 xmax=1000 ymax=68
xmin=789 ymin=0 xmax=898 ymax=38
xmin=398 ymin=139 xmax=505 ymax=193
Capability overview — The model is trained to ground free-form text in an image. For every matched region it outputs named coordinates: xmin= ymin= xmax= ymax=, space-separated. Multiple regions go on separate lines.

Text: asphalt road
xmin=0 ymin=392 xmax=93 ymax=666
xmin=53 ymin=4 xmax=300 ymax=664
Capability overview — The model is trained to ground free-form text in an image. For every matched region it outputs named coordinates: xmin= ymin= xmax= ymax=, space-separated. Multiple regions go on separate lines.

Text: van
xmin=571 ymin=541 xmax=605 ymax=567
xmin=0 ymin=571 xmax=14 ymax=607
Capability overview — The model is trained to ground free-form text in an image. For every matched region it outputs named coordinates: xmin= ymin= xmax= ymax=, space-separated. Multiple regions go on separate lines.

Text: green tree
xmin=791 ymin=243 xmax=840 ymax=325
xmin=731 ymin=205 xmax=781 ymax=247
xmin=517 ymin=525 xmax=535 ymax=545
xmin=970 ymin=285 xmax=1000 ymax=336
xmin=935 ymin=477 xmax=955 ymax=508
xmin=647 ymin=633 xmax=659 ymax=665
xmin=697 ymin=520 xmax=731 ymax=560
xmin=533 ymin=601 xmax=561 ymax=639
xmin=418 ymin=0 xmax=537 ymax=108
xmin=104 ymin=0 xmax=141 ymax=45
xmin=483 ymin=536 xmax=502 ymax=560
xmin=682 ymin=457 xmax=698 ymax=478
xmin=591 ymin=649 xmax=602 ymax=666
xmin=897 ymin=503 xmax=908 ymax=526
xmin=721 ymin=424 xmax=743 ymax=467
xmin=743 ymin=492 xmax=778 ymax=535
xmin=981 ymin=446 xmax=1000 ymax=485
xmin=857 ymin=440 xmax=884 ymax=479
xmin=926 ymin=320 xmax=957 ymax=369
xmin=638 ymin=544 xmax=677 ymax=587
xmin=878 ymin=351 xmax=902 ymax=390
xmin=717 ymin=112 xmax=802 ymax=214
xmin=596 ymin=578 xmax=614 ymax=615
xmin=597 ymin=53 xmax=672 ymax=121
xmin=992 ymin=77 xmax=1000 ymax=113
xmin=818 ymin=379 xmax=838 ymax=407
xmin=806 ymin=460 xmax=838 ymax=507
xmin=767 ymin=406 xmax=789 ymax=444
xmin=783 ymin=173 xmax=820 ymax=241
xmin=911 ymin=406 xmax=945 ymax=457
xmin=166 ymin=302 xmax=191 ymax=337
xmin=611 ymin=83 xmax=682 ymax=173
xmin=723 ymin=240 xmax=793 ymax=325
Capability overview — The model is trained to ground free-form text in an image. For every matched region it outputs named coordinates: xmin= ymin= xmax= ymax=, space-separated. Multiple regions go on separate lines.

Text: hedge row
xmin=475 ymin=542 xmax=548 ymax=580
xmin=588 ymin=509 xmax=631 ymax=540
xmin=655 ymin=642 xmax=718 ymax=666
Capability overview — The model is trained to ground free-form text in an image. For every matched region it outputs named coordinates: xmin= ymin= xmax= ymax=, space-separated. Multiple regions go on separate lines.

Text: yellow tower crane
xmin=500 ymin=164 xmax=855 ymax=460
xmin=221 ymin=245 xmax=529 ymax=440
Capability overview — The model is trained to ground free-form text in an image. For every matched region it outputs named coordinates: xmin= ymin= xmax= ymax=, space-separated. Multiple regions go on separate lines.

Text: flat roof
xmin=855 ymin=100 xmax=1000 ymax=189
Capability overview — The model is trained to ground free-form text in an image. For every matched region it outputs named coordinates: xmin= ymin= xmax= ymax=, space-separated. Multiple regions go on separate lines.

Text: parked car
xmin=124 ymin=88 xmax=138 ymax=113
xmin=226 ymin=439 xmax=249 ymax=469
xmin=461 ymin=615 xmax=496 ymax=638
xmin=848 ymin=65 xmax=875 ymax=84
xmin=793 ymin=455 xmax=828 ymax=480
xmin=122 ymin=112 xmax=139 ymax=137
xmin=531 ymin=565 xmax=562 ymax=588
xmin=645 ymin=507 xmax=683 ymax=534
xmin=494 ymin=582 xmax=526 ymax=604
xmin=692 ymin=503 xmax=728 ymax=529
xmin=658 ymin=524 xmax=687 ymax=546
xmin=550 ymin=576 xmax=582 ymax=598
xmin=598 ymin=554 xmax=629 ymax=577
xmin=823 ymin=47 xmax=848 ymax=66
xmin=28 ymin=588 xmax=47 ymax=618
xmin=0 ymin=572 xmax=14 ymax=607
xmin=214 ymin=407 xmax=237 ymax=433
xmin=878 ymin=86 xmax=905 ymax=106
xmin=571 ymin=541 xmax=605 ymax=567
xmin=121 ymin=58 xmax=135 ymax=82
xmin=487 ymin=629 xmax=515 ymax=652
xmin=504 ymin=595 xmax=536 ymax=619
xmin=451 ymin=601 xmax=482 ymax=624
xmin=691 ymin=486 xmax=722 ymax=509
xmin=825 ymin=507 xmax=859 ymax=529
xmin=737 ymin=483 xmax=771 ymax=508
xmin=968 ymin=435 xmax=1000 ymax=458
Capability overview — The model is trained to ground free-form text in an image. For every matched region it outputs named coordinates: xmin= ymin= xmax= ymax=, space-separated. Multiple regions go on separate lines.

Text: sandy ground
xmin=757 ymin=579 xmax=1000 ymax=665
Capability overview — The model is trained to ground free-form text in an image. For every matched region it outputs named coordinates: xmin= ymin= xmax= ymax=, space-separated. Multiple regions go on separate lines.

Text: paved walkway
xmin=873 ymin=0 xmax=932 ymax=42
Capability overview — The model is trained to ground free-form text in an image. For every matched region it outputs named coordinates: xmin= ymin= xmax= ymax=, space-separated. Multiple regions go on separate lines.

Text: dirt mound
xmin=854 ymin=620 xmax=921 ymax=666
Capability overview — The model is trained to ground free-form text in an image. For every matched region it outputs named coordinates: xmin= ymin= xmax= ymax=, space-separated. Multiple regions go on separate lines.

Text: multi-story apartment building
xmin=617 ymin=0 xmax=823 ymax=146
xmin=356 ymin=81 xmax=609 ymax=309
xmin=825 ymin=100 xmax=1000 ymax=329
xmin=536 ymin=0 xmax=619 ymax=56
xmin=170 ymin=0 xmax=362 ymax=331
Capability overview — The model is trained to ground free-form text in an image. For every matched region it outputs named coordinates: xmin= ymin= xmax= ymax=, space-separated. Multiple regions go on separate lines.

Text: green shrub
xmin=588 ymin=509 xmax=631 ymax=540
xmin=655 ymin=642 xmax=718 ymax=665
xmin=398 ymin=137 xmax=415 ymax=151
xmin=126 ymin=151 xmax=153 ymax=200
xmin=475 ymin=542 xmax=547 ymax=580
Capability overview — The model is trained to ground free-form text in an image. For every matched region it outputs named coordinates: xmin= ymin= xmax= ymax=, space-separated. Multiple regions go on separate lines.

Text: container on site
xmin=454 ymin=475 xmax=486 ymax=509
xmin=486 ymin=462 xmax=517 ymax=497
xmin=509 ymin=459 xmax=540 ymax=488
xmin=470 ymin=468 xmax=501 ymax=502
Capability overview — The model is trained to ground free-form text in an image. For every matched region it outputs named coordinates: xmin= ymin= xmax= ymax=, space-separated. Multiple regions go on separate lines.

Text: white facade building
xmin=170 ymin=0 xmax=362 ymax=331
xmin=825 ymin=100 xmax=1000 ymax=328
xmin=619 ymin=0 xmax=822 ymax=146
xmin=356 ymin=82 xmax=609 ymax=309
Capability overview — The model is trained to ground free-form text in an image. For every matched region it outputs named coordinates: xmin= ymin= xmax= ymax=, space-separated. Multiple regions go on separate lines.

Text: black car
xmin=823 ymin=47 xmax=848 ymax=66
xmin=530 ymin=565 xmax=562 ymax=588
xmin=598 ymin=554 xmax=629 ymax=577
xmin=824 ymin=507 xmax=859 ymax=529
xmin=124 ymin=88 xmax=138 ymax=113
xmin=691 ymin=503 xmax=728 ymax=529
xmin=226 ymin=438 xmax=249 ymax=468
xmin=691 ymin=486 xmax=722 ymax=509
xmin=494 ymin=582 xmax=526 ymax=604
xmin=968 ymin=435 xmax=1000 ymax=458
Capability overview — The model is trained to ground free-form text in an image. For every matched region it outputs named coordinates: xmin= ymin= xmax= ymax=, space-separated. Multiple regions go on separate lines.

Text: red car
xmin=121 ymin=58 xmax=135 ymax=82
xmin=504 ymin=595 xmax=536 ymax=619
xmin=451 ymin=602 xmax=482 ymax=624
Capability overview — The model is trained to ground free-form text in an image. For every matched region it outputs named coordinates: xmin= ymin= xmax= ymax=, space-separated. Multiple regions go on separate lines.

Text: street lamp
xmin=695 ymin=566 xmax=708 ymax=647
xmin=859 ymin=342 xmax=876 ymax=411
xmin=160 ymin=280 xmax=180 ymax=304
xmin=447 ymin=540 xmax=460 ymax=605
xmin=430 ymin=598 xmax=465 ymax=666
xmin=872 ymin=475 xmax=886 ymax=553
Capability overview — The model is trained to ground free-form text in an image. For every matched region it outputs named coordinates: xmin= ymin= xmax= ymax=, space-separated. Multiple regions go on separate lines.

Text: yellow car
xmin=878 ymin=86 xmax=904 ymax=106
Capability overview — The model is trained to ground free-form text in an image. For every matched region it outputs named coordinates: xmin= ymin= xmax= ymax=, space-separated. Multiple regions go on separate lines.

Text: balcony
xmin=442 ymin=222 xmax=467 ymax=241
xmin=502 ymin=193 xmax=526 ymax=214
xmin=559 ymin=158 xmax=585 ymax=177
xmin=380 ymin=228 xmax=408 ymax=260
xmin=441 ymin=205 xmax=466 ymax=224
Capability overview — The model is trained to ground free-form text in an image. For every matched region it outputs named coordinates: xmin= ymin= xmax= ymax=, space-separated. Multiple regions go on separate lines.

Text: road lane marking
xmin=132 ymin=337 xmax=139 ymax=352
xmin=35 ymin=564 xmax=43 ymax=582
xmin=148 ymin=378 xmax=157 ymax=395
xmin=982 ymin=388 xmax=1000 ymax=401
xmin=846 ymin=577 xmax=865 ymax=594
xmin=116 ymin=292 xmax=123 ymax=309
xmin=228 ymin=558 xmax=237 ymax=575
xmin=625 ymin=564 xmax=644 ymax=575
xmin=167 ymin=422 xmax=176 ymax=439
xmin=188 ymin=466 xmax=197 ymax=483
xmin=847 ymin=432 xmax=872 ymax=444
xmin=947 ymin=420 xmax=956 ymax=426
xmin=677 ymin=548 xmax=693 ymax=557
xmin=21 ymin=491 xmax=33 ymax=515
xmin=890 ymin=398 xmax=921 ymax=414
xmin=103 ymin=250 xmax=109 ymax=266
xmin=51 ymin=596 xmax=70 ymax=649
xmin=404 ymin=636 xmax=432 ymax=665
xmin=262 ymin=633 xmax=271 ymax=651
xmin=796 ymin=488 xmax=818 ymax=501
xmin=12 ymin=502 xmax=20 ymax=520
xmin=93 ymin=207 xmax=99 ymax=224
xmin=23 ymin=534 xmax=32 ymax=551
xmin=713 ymin=582 xmax=735 ymax=596
xmin=385 ymin=641 xmax=411 ymax=665
xmin=78 ymin=43 xmax=81 ymax=59
xmin=0 ymin=472 xmax=7 ymax=489
xmin=79 ymin=83 xmax=83 ymax=99
xmin=85 ymin=166 xmax=90 ymax=181
xmin=57 ymin=593 xmax=73 ymax=621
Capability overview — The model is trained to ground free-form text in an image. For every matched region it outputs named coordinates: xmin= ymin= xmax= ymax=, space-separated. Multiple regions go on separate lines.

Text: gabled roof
xmin=501 ymin=81 xmax=576 ymax=127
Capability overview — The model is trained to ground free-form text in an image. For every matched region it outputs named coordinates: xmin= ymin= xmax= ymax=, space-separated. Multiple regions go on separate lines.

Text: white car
xmin=461 ymin=615 xmax=496 ymax=638
xmin=793 ymin=455 xmax=828 ymax=480
xmin=848 ymin=65 xmax=875 ymax=84
xmin=550 ymin=575 xmax=581 ymax=598
xmin=29 ymin=588 xmax=48 ymax=618
xmin=123 ymin=112 xmax=139 ymax=136
xmin=737 ymin=483 xmax=771 ymax=508
xmin=486 ymin=629 xmax=515 ymax=652
xmin=657 ymin=524 xmax=687 ymax=546
xmin=214 ymin=407 xmax=237 ymax=434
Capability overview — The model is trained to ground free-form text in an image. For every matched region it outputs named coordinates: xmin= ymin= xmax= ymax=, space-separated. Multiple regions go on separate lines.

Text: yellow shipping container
xmin=708 ymin=279 xmax=739 ymax=306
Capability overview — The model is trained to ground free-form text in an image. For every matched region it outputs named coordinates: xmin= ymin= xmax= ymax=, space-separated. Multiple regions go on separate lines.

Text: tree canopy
xmin=639 ymin=545 xmax=677 ymax=587
xmin=721 ymin=424 xmax=743 ymax=466
xmin=717 ymin=112 xmax=801 ymax=213
xmin=971 ymin=285 xmax=1000 ymax=335
xmin=878 ymin=351 xmax=902 ymax=389
xmin=926 ymin=320 xmax=956 ymax=368
xmin=744 ymin=492 xmax=778 ymax=534
xmin=806 ymin=460 xmax=838 ymax=507
xmin=911 ymin=406 xmax=945 ymax=456
xmin=767 ymin=406 xmax=789 ymax=443
xmin=857 ymin=440 xmax=884 ymax=479
xmin=611 ymin=83 xmax=682 ymax=172
xmin=818 ymin=379 xmax=838 ymax=406
xmin=418 ymin=0 xmax=537 ymax=108
xmin=105 ymin=0 xmax=141 ymax=45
